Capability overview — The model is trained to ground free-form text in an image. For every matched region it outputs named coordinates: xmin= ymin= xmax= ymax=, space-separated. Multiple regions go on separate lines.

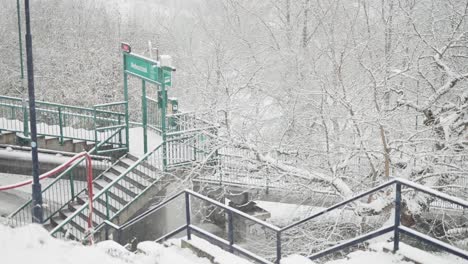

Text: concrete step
xmin=90 ymin=181 xmax=132 ymax=211
xmin=111 ymin=164 xmax=154 ymax=188
xmin=180 ymin=235 xmax=254 ymax=264
xmin=45 ymin=137 xmax=74 ymax=152
xmin=37 ymin=135 xmax=46 ymax=147
xmin=94 ymin=176 xmax=139 ymax=198
xmin=75 ymin=194 xmax=116 ymax=222
xmin=73 ymin=141 xmax=89 ymax=152
xmin=110 ymin=165 xmax=154 ymax=187
xmin=125 ymin=154 xmax=161 ymax=172
xmin=118 ymin=158 xmax=158 ymax=183
xmin=0 ymin=131 xmax=16 ymax=144
xmin=101 ymin=171 xmax=146 ymax=192
xmin=49 ymin=211 xmax=86 ymax=235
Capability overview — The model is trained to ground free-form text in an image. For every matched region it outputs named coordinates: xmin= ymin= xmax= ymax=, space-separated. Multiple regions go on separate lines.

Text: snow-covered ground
xmin=255 ymin=200 xmax=355 ymax=226
xmin=0 ymin=224 xmax=236 ymax=264
xmin=0 ymin=223 xmax=466 ymax=264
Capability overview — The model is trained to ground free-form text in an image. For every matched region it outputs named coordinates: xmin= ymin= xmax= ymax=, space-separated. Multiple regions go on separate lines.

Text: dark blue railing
xmin=92 ymin=178 xmax=468 ymax=264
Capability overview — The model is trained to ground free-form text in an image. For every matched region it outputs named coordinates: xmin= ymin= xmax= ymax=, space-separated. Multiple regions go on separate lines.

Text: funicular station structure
xmin=0 ymin=45 xmax=467 ymax=264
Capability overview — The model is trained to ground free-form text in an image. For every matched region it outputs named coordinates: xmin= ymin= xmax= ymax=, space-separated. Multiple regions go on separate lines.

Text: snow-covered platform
xmin=128 ymin=127 xmax=162 ymax=157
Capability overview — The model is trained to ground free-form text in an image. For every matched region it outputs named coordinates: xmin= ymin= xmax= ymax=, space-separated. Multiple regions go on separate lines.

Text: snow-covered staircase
xmin=47 ymin=147 xmax=171 ymax=241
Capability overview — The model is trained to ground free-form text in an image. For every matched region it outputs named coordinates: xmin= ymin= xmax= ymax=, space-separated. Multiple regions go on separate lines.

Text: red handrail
xmin=0 ymin=152 xmax=94 ymax=243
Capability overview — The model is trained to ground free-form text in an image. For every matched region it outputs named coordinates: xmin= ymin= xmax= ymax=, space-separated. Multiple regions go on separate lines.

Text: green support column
xmin=141 ymin=80 xmax=148 ymax=154
xmin=123 ymin=55 xmax=130 ymax=152
xmin=159 ymin=68 xmax=168 ymax=171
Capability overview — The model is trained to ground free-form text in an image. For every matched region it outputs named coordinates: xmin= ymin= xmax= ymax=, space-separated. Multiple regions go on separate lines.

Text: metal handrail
xmin=7 ymin=131 xmax=118 ymax=226
xmin=0 ymin=95 xmax=127 ymax=144
xmin=94 ymin=101 xmax=127 ymax=108
xmin=281 ymin=179 xmax=397 ymax=231
xmin=94 ymin=178 xmax=468 ymax=264
xmin=49 ymin=143 xmax=164 ymax=238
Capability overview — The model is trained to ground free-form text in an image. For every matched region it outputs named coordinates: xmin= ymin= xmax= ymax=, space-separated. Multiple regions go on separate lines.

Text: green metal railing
xmin=166 ymin=111 xmax=218 ymax=134
xmin=163 ymin=111 xmax=219 ymax=167
xmin=8 ymin=146 xmax=112 ymax=227
xmin=50 ymin=143 xmax=167 ymax=240
xmin=0 ymin=95 xmax=127 ymax=150
xmin=146 ymin=96 xmax=161 ymax=133
xmin=93 ymin=101 xmax=128 ymax=154
xmin=166 ymin=128 xmax=218 ymax=167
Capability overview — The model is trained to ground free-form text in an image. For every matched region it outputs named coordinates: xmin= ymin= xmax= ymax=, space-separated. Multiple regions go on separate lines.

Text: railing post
xmin=393 ymin=182 xmax=401 ymax=252
xmin=185 ymin=192 xmax=191 ymax=240
xmin=276 ymin=231 xmax=282 ymax=264
xmin=58 ymin=106 xmax=64 ymax=145
xmin=69 ymin=172 xmax=75 ymax=201
xmin=105 ymin=191 xmax=111 ymax=220
xmin=193 ymin=134 xmax=197 ymax=162
xmin=117 ymin=228 xmax=123 ymax=245
xmin=22 ymin=99 xmax=29 ymax=137
xmin=118 ymin=115 xmax=122 ymax=147
xmin=227 ymin=210 xmax=234 ymax=253
xmin=160 ymin=67 xmax=168 ymax=171
xmin=93 ymin=106 xmax=98 ymax=147
xmin=105 ymin=222 xmax=109 ymax=240
xmin=142 ymin=81 xmax=148 ymax=154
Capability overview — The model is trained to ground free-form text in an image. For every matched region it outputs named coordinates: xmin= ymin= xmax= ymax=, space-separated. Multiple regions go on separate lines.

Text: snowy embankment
xmin=0 ymin=224 xmax=212 ymax=264
xmin=0 ymin=224 xmax=465 ymax=264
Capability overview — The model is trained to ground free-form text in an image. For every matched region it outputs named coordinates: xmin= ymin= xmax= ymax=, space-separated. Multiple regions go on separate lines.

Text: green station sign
xmin=124 ymin=53 xmax=171 ymax=86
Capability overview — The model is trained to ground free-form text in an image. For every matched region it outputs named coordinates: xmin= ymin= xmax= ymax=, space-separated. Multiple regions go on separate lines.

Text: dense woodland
xmin=1 ymin=0 xmax=467 ymax=255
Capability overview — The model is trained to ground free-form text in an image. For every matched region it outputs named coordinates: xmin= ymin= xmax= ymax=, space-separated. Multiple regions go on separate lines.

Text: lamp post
xmin=24 ymin=0 xmax=43 ymax=223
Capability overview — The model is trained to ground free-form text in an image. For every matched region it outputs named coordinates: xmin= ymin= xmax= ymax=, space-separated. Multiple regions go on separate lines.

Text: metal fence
xmin=8 ymin=149 xmax=112 ymax=227
xmin=91 ymin=178 xmax=468 ymax=264
xmin=0 ymin=95 xmax=127 ymax=150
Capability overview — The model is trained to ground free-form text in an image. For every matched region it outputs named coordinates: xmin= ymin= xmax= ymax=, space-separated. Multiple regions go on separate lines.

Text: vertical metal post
xmin=227 ymin=210 xmax=234 ymax=253
xmin=93 ymin=106 xmax=98 ymax=149
xmin=160 ymin=68 xmax=168 ymax=171
xmin=118 ymin=115 xmax=122 ymax=146
xmin=393 ymin=182 xmax=401 ymax=252
xmin=117 ymin=229 xmax=123 ymax=244
xmin=16 ymin=0 xmax=24 ymax=79
xmin=69 ymin=172 xmax=75 ymax=201
xmin=105 ymin=191 xmax=110 ymax=220
xmin=185 ymin=192 xmax=191 ymax=240
xmin=276 ymin=231 xmax=282 ymax=264
xmin=193 ymin=137 xmax=197 ymax=161
xmin=105 ymin=224 xmax=109 ymax=240
xmin=123 ymin=54 xmax=130 ymax=152
xmin=22 ymin=99 xmax=29 ymax=137
xmin=141 ymin=80 xmax=148 ymax=153
xmin=24 ymin=0 xmax=43 ymax=224
xmin=58 ymin=106 xmax=64 ymax=145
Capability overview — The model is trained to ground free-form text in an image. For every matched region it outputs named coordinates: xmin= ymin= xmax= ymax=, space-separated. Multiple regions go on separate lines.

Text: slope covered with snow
xmin=0 ymin=224 xmax=210 ymax=264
